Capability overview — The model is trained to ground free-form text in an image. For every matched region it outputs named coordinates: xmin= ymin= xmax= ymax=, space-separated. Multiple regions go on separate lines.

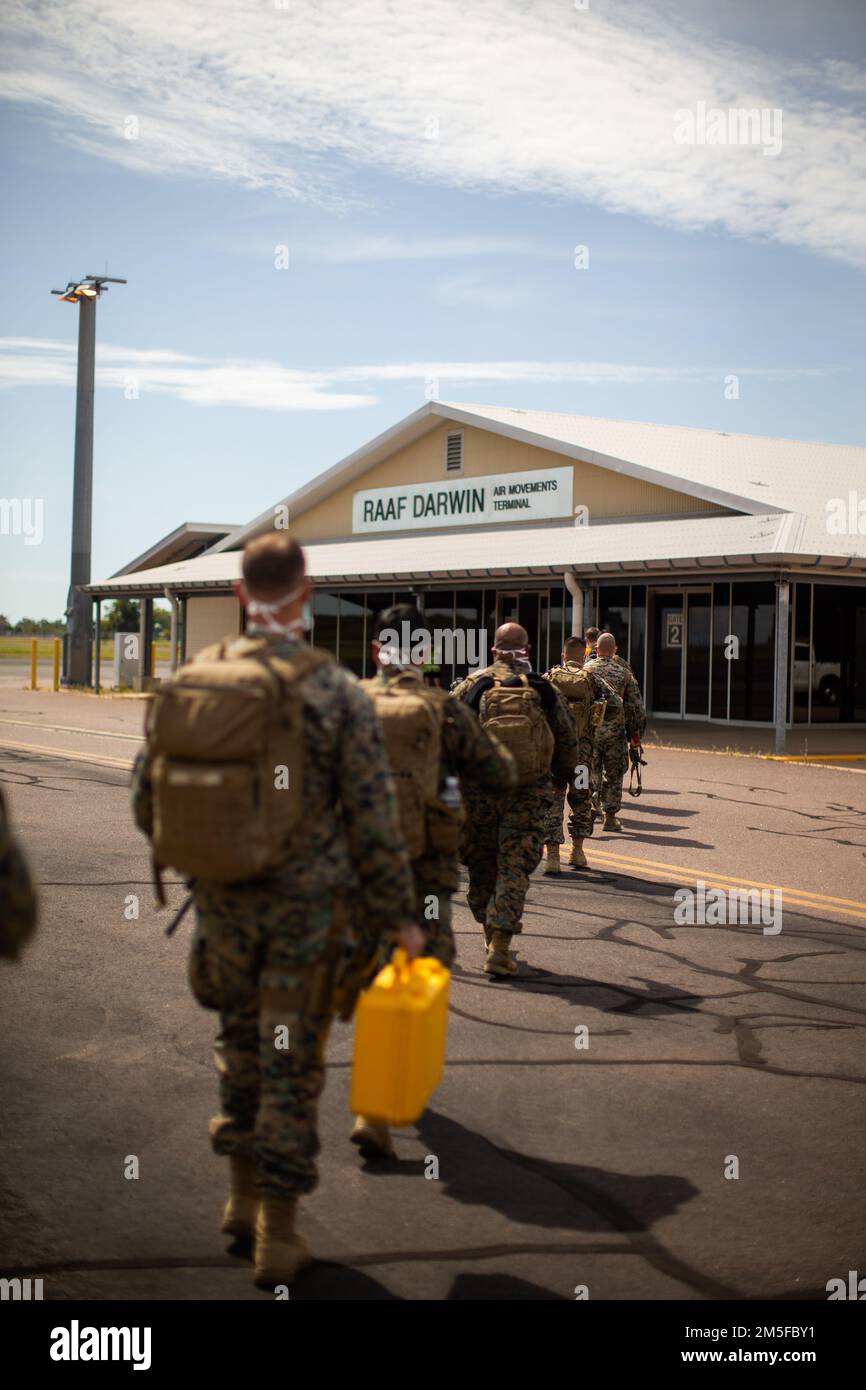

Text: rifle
xmin=626 ymin=738 xmax=647 ymax=797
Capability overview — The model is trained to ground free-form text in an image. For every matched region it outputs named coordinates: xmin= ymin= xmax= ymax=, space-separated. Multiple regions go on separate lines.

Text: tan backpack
xmin=547 ymin=664 xmax=594 ymax=739
xmin=479 ymin=676 xmax=554 ymax=785
xmin=146 ymin=636 xmax=330 ymax=883
xmin=362 ymin=672 xmax=445 ymax=860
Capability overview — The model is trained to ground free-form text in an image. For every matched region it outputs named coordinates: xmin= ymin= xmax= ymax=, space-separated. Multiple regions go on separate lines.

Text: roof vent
xmin=445 ymin=431 xmax=464 ymax=475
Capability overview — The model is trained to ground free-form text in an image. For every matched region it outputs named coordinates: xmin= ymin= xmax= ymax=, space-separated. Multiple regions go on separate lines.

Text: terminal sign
xmin=352 ymin=467 xmax=574 ymax=534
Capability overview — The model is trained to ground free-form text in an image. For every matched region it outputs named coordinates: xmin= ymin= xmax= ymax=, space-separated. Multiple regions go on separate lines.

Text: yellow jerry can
xmin=350 ymin=949 xmax=450 ymax=1127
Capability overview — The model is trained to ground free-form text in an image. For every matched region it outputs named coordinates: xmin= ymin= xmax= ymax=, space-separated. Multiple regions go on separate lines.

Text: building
xmin=85 ymin=402 xmax=866 ymax=749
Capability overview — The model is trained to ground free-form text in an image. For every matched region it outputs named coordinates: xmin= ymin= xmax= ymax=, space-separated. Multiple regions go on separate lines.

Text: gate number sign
xmin=666 ymin=613 xmax=684 ymax=648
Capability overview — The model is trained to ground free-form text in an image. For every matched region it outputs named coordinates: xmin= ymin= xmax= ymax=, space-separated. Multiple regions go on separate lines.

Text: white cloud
xmin=0 ymin=337 xmax=843 ymax=412
xmin=432 ymin=271 xmax=531 ymax=309
xmin=1 ymin=1 xmax=865 ymax=266
xmin=302 ymin=235 xmax=540 ymax=262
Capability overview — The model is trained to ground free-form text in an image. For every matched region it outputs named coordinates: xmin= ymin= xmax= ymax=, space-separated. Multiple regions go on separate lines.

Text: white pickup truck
xmin=793 ymin=641 xmax=842 ymax=707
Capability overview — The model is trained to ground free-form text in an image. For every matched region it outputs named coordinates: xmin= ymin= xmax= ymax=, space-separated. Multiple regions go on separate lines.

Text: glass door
xmin=651 ymin=589 xmax=712 ymax=717
xmin=652 ymin=593 xmax=684 ymax=713
xmin=495 ymin=591 xmax=542 ymax=668
xmin=684 ymin=590 xmax=712 ymax=718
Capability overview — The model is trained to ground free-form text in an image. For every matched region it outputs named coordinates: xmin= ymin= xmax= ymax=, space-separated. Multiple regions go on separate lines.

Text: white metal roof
xmin=84 ymin=510 xmax=866 ymax=596
xmin=209 ymin=401 xmax=866 ymax=556
xmin=110 ymin=521 xmax=239 ymax=578
xmin=93 ymin=402 xmax=865 ymax=595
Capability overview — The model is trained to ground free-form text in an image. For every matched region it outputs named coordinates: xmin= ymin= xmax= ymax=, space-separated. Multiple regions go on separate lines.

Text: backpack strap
xmin=233 ymin=638 xmax=332 ymax=692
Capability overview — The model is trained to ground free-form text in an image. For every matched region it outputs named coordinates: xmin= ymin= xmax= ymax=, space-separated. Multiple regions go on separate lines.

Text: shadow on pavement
xmin=445 ymin=1272 xmax=567 ymax=1299
xmin=290 ymin=1261 xmax=403 ymax=1299
xmin=414 ymin=1111 xmax=699 ymax=1235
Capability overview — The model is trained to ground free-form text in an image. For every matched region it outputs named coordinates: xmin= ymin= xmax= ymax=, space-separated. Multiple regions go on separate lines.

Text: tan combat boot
xmin=543 ymin=842 xmax=561 ymax=875
xmin=603 ymin=812 xmax=623 ymax=832
xmin=253 ymin=1194 xmax=312 ymax=1290
xmin=221 ymin=1154 xmax=259 ymax=1241
xmin=568 ymin=838 xmax=587 ymax=868
xmin=350 ymin=1114 xmax=395 ymax=1160
xmin=484 ymin=929 xmax=518 ymax=976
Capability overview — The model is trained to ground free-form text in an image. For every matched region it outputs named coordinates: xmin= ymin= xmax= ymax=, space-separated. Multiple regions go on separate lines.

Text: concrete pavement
xmin=1 ymin=689 xmax=864 ymax=1300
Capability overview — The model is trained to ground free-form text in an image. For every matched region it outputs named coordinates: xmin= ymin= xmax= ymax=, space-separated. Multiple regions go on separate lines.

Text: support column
xmin=165 ymin=588 xmax=179 ymax=672
xmin=564 ymin=572 xmax=584 ymax=637
xmin=63 ymin=294 xmax=96 ymax=687
xmin=94 ymin=599 xmax=101 ymax=694
xmin=137 ymin=597 xmax=153 ymax=688
xmin=774 ymin=579 xmax=790 ymax=754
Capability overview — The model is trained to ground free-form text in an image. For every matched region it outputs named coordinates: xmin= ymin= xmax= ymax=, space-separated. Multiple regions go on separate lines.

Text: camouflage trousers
xmin=413 ymin=874 xmax=455 ymax=968
xmin=541 ymin=736 xmax=597 ymax=843
xmin=591 ymin=722 xmax=629 ymax=815
xmin=462 ymin=782 xmax=554 ymax=937
xmin=411 ymin=840 xmax=459 ymax=966
xmin=188 ymin=886 xmax=350 ymax=1199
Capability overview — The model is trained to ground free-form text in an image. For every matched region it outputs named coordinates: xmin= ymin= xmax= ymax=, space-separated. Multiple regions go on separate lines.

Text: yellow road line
xmin=766 ymin=753 xmax=866 ymax=762
xmin=0 ymin=717 xmax=142 ymax=742
xmin=587 ymin=849 xmax=866 ymax=922
xmin=587 ymin=847 xmax=866 ymax=909
xmin=0 ymin=739 xmax=134 ymax=772
xmin=645 ymin=744 xmax=866 ymax=770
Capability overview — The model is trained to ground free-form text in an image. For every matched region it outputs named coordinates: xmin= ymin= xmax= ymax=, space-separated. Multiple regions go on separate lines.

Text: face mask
xmin=493 ymin=646 xmax=531 ymax=673
xmin=246 ymin=579 xmax=306 ymax=637
xmin=377 ymin=643 xmax=415 ymax=672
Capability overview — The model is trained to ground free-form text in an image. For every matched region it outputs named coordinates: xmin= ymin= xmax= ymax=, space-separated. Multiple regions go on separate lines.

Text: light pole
xmin=50 ymin=274 xmax=126 ymax=686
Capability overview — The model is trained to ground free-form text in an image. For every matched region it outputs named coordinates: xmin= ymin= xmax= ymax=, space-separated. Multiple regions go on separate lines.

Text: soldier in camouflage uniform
xmin=583 ymin=632 xmax=646 ymax=831
xmin=131 ymin=534 xmax=419 ymax=1290
xmin=453 ymin=623 xmax=577 ymax=976
xmin=0 ymin=788 xmax=38 ymax=961
xmin=541 ymin=636 xmax=622 ymax=870
xmin=351 ymin=604 xmax=516 ymax=1156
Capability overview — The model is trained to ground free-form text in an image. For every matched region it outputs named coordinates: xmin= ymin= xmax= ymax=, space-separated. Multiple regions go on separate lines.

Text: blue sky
xmin=1 ymin=0 xmax=865 ymax=620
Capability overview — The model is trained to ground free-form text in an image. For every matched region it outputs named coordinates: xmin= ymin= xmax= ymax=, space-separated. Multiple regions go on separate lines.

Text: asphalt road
xmin=1 ymin=690 xmax=865 ymax=1301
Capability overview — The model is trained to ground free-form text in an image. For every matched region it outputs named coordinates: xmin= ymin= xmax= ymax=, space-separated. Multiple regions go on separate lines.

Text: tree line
xmin=0 ymin=600 xmax=171 ymax=639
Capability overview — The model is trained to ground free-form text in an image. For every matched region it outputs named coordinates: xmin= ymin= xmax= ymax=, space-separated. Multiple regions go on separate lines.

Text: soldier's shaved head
xmin=597 ymin=632 xmax=616 ymax=656
xmin=563 ymin=636 xmax=585 ymax=665
xmin=493 ymin=622 xmax=529 ymax=651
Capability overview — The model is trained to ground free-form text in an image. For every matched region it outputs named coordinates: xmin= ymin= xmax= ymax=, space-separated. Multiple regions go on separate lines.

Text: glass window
xmin=338 ymin=591 xmax=366 ymax=678
xmin=311 ymin=589 xmax=339 ymax=655
xmin=548 ymin=587 xmax=567 ymax=671
xmin=792 ymin=583 xmax=812 ymax=723
xmin=729 ymin=582 xmax=775 ymax=721
xmin=811 ymin=584 xmax=866 ymax=724
xmin=486 ymin=588 xmax=503 ymax=654
xmin=454 ymin=589 xmax=485 ymax=683
xmin=364 ymin=590 xmax=395 ymax=633
xmin=853 ymin=590 xmax=866 ymax=724
xmin=599 ymin=586 xmax=630 ymax=657
xmin=423 ymin=590 xmax=456 ymax=685
xmin=538 ymin=592 xmax=551 ymax=674
xmin=651 ymin=593 xmax=684 ymax=715
xmin=630 ymin=586 xmax=646 ymax=693
xmin=711 ymin=583 xmax=730 ymax=720
xmin=685 ymin=591 xmax=711 ymax=717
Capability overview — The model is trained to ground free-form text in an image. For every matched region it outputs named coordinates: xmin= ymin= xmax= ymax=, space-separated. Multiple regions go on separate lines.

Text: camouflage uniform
xmin=365 ymin=668 xmax=516 ymax=967
xmin=582 ymin=655 xmax=646 ymax=815
xmin=0 ymin=789 xmax=38 ymax=961
xmin=541 ymin=664 xmax=622 ymax=844
xmin=453 ymin=662 xmax=577 ymax=937
xmin=131 ymin=632 xmax=415 ymax=1199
